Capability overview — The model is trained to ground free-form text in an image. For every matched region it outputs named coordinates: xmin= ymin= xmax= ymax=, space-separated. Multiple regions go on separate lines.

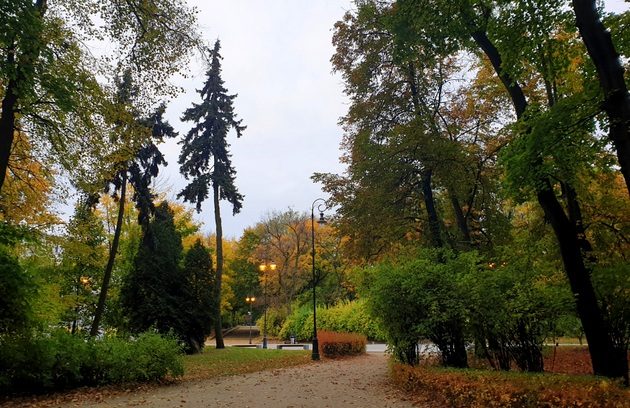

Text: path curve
xmin=78 ymin=353 xmax=416 ymax=408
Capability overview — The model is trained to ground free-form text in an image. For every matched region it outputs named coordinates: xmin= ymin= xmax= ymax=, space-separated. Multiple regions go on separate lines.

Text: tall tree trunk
xmin=0 ymin=0 xmax=47 ymax=194
xmin=0 ymin=76 xmax=18 ymax=194
xmin=421 ymin=169 xmax=443 ymax=248
xmin=537 ymin=185 xmax=627 ymax=381
xmin=448 ymin=190 xmax=472 ymax=248
xmin=572 ymin=0 xmax=630 ymax=196
xmin=90 ymin=173 xmax=126 ymax=337
xmin=213 ymin=178 xmax=225 ymax=349
xmin=470 ymin=32 xmax=527 ymax=119
xmin=470 ymin=28 xmax=628 ymax=382
xmin=407 ymin=64 xmax=445 ymax=249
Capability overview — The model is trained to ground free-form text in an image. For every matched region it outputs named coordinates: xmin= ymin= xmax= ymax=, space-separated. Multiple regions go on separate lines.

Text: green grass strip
xmin=183 ymin=347 xmax=311 ymax=381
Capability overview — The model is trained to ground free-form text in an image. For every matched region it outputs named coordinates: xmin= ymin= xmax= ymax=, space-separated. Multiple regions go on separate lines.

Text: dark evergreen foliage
xmin=177 ymin=39 xmax=245 ymax=215
xmin=0 ymin=244 xmax=33 ymax=334
xmin=177 ymin=39 xmax=245 ymax=349
xmin=107 ymin=70 xmax=178 ymax=230
xmin=120 ymin=202 xmax=188 ymax=342
xmin=181 ymin=239 xmax=216 ymax=353
xmin=130 ymin=104 xmax=178 ymax=229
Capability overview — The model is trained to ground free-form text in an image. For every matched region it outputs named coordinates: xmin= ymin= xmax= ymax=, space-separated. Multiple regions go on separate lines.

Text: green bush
xmin=318 ymin=299 xmax=385 ymax=341
xmin=90 ymin=331 xmax=183 ymax=384
xmin=465 ymin=250 xmax=574 ymax=372
xmin=50 ymin=330 xmax=92 ymax=389
xmin=0 ymin=330 xmax=183 ymax=395
xmin=364 ymin=250 xmax=476 ymax=367
xmin=0 ymin=233 xmax=35 ymax=334
xmin=0 ymin=330 xmax=96 ymax=392
xmin=277 ymin=300 xmax=385 ymax=342
xmin=592 ymin=263 xmax=630 ymax=352
xmin=130 ymin=331 xmax=184 ymax=381
xmin=318 ymin=330 xmax=366 ymax=358
xmin=0 ymin=332 xmax=55 ymax=392
xmin=255 ymin=307 xmax=287 ymax=338
xmin=279 ymin=305 xmax=314 ymax=341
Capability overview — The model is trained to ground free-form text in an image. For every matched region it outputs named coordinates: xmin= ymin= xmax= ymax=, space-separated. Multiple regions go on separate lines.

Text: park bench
xmin=231 ymin=344 xmax=258 ymax=348
xmin=276 ymin=344 xmax=310 ymax=350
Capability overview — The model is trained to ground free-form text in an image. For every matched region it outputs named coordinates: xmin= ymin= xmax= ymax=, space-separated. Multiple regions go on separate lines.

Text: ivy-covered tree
xmin=182 ymin=239 xmax=215 ymax=353
xmin=178 ymin=39 xmax=245 ymax=349
xmin=89 ymin=70 xmax=178 ymax=337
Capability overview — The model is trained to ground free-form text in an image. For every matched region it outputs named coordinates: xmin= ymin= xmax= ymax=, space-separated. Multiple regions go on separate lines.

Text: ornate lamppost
xmin=245 ymin=296 xmax=256 ymax=344
xmin=258 ymin=262 xmax=276 ymax=349
xmin=310 ymin=198 xmax=329 ymax=360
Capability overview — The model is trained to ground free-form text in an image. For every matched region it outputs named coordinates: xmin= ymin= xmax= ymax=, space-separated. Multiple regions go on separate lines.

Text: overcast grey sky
xmin=160 ymin=1 xmax=354 ymax=239
xmin=158 ymin=0 xmax=628 ymax=240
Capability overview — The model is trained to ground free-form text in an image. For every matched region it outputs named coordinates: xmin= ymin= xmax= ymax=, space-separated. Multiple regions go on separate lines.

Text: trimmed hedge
xmin=0 ymin=330 xmax=183 ymax=394
xmin=391 ymin=364 xmax=630 ymax=408
xmin=318 ymin=330 xmax=367 ymax=358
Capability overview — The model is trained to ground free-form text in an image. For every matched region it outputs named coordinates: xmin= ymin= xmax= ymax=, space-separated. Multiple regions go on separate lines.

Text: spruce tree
xmin=178 ymin=40 xmax=245 ymax=348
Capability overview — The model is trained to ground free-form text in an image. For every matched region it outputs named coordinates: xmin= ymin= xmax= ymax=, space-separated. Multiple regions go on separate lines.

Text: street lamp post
xmin=311 ymin=198 xmax=329 ymax=361
xmin=259 ymin=262 xmax=276 ymax=349
xmin=245 ymin=296 xmax=256 ymax=344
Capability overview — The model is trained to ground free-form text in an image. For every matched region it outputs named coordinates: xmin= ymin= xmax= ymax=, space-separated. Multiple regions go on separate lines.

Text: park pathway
xmin=77 ymin=353 xmax=417 ymax=408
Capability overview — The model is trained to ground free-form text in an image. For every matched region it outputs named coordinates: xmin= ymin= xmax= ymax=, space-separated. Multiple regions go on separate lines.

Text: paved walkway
xmin=76 ymin=353 xmax=417 ymax=408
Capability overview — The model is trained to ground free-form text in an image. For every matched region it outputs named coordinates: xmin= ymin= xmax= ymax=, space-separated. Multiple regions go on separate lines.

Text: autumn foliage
xmin=318 ymin=331 xmax=367 ymax=358
xmin=544 ymin=346 xmax=600 ymax=376
xmin=391 ymin=347 xmax=630 ymax=407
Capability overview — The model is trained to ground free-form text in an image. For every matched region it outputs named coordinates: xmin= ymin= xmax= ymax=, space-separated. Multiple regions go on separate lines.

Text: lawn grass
xmin=183 ymin=347 xmax=311 ymax=381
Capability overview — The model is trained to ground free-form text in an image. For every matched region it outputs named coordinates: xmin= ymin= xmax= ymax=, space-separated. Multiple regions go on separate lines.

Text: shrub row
xmin=277 ymin=299 xmax=385 ymax=342
xmin=390 ymin=363 xmax=630 ymax=408
xmin=0 ymin=330 xmax=183 ymax=395
xmin=255 ymin=307 xmax=286 ymax=338
xmin=363 ymin=249 xmax=580 ymax=369
xmin=318 ymin=330 xmax=367 ymax=358
xmin=279 ymin=306 xmax=314 ymax=341
xmin=317 ymin=300 xmax=385 ymax=341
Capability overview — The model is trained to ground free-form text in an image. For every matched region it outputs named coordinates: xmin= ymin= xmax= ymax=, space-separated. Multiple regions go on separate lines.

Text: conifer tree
xmin=178 ymin=40 xmax=245 ymax=349
xmin=182 ymin=239 xmax=216 ymax=353
xmin=120 ymin=202 xmax=187 ymax=338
